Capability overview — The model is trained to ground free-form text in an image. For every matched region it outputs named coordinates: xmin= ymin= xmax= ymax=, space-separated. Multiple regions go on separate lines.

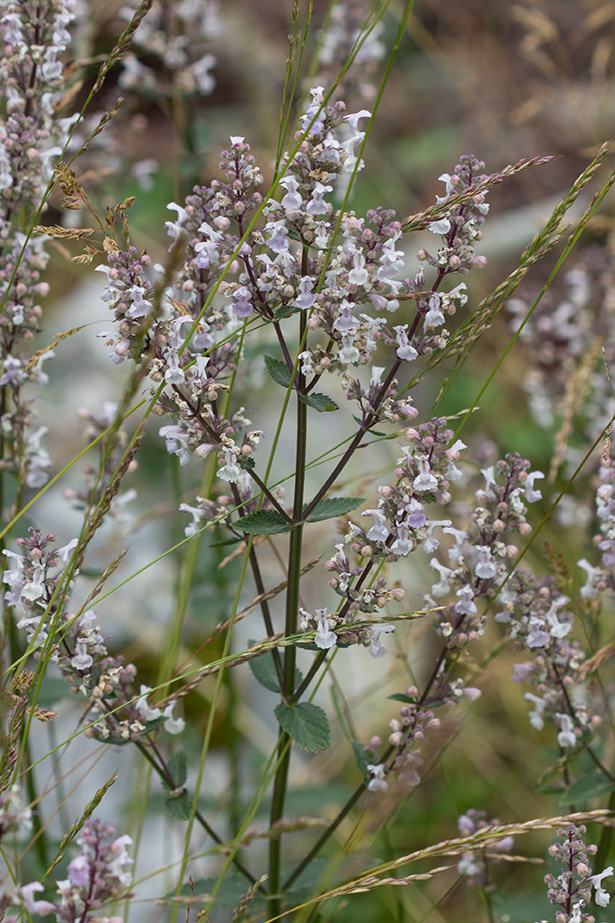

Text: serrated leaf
xmin=167 ymin=751 xmax=188 ymax=788
xmin=299 ymin=392 xmax=339 ymax=412
xmin=248 ymin=644 xmax=303 ymax=693
xmin=274 ymin=702 xmax=331 ymax=752
xmin=164 ymin=789 xmax=192 ymax=821
xmin=305 ymin=496 xmax=364 ymax=522
xmin=351 ymin=738 xmax=370 ymax=773
xmin=238 ymin=510 xmax=292 ymax=535
xmin=264 ymin=355 xmax=293 ymax=388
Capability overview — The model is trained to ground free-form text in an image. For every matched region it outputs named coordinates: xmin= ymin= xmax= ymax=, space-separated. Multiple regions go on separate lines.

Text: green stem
xmin=268 ymin=306 xmax=309 ymax=918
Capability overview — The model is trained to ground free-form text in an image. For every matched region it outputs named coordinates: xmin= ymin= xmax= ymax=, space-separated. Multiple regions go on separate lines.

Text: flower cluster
xmin=3 ymin=529 xmax=184 ymax=742
xmin=508 ymin=247 xmax=615 ymax=442
xmin=456 ymin=809 xmax=514 ymax=887
xmin=118 ymin=0 xmax=220 ymax=101
xmin=17 ymin=819 xmax=133 ymax=923
xmin=362 ymin=688 xmax=440 ymax=794
xmin=425 ymin=453 xmax=544 ymax=645
xmin=298 ymin=605 xmax=399 ymax=657
xmin=313 ymin=0 xmax=386 ymax=105
xmin=299 ymin=419 xmax=465 ymax=651
xmin=540 ymin=824 xmax=612 ymax=923
xmin=577 ymin=445 xmax=615 ymax=599
xmin=62 ymin=403 xmax=138 ymax=526
xmin=0 ymin=0 xmax=76 ymax=491
xmin=0 ymin=785 xmax=32 ymax=840
xmin=496 ymin=571 xmax=599 ymax=749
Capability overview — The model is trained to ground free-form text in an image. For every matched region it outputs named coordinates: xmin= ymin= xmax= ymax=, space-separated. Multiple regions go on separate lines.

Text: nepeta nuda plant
xmin=2 ymin=1 xmax=615 ymax=922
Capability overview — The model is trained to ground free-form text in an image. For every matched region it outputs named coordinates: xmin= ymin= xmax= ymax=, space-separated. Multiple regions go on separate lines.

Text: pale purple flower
xmin=280 ymin=175 xmax=303 ymax=211
xmin=306 ymin=181 xmax=332 ymax=215
xmin=295 ymin=276 xmax=317 ymax=309
xmin=475 ymin=546 xmax=497 ymax=579
xmin=20 ymin=883 xmax=56 ymax=916
xmin=67 ymin=855 xmax=90 ymax=887
xmin=454 ymin=585 xmax=477 ymax=616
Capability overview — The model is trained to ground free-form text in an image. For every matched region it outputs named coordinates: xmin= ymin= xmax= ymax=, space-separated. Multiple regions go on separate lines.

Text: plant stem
xmin=268 ymin=305 xmax=309 ymax=917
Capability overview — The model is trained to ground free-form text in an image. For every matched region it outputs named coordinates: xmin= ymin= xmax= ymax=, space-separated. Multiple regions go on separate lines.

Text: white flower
xmin=413 ymin=456 xmax=437 ymax=492
xmin=179 ymin=502 xmax=206 ymax=537
xmin=428 ymin=218 xmax=451 ymax=235
xmin=362 ymin=508 xmax=389 ymax=543
xmin=577 ymin=558 xmax=600 ymax=598
xmin=367 ymin=763 xmax=388 ymax=792
xmin=555 ymin=713 xmax=576 ymax=748
xmin=314 ymin=609 xmax=337 ymax=650
xmin=71 ymin=641 xmax=93 ymax=672
xmin=524 ymin=692 xmax=546 ymax=730
xmin=589 ymin=866 xmax=614 ymax=907
xmin=429 ymin=557 xmax=453 ymax=596
xmin=368 ymin=624 xmax=395 ymax=658
xmin=524 ymin=470 xmax=544 ymax=502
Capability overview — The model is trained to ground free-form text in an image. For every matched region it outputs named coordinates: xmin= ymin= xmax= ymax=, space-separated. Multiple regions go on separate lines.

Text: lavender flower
xmin=18 ymin=819 xmax=133 ymax=923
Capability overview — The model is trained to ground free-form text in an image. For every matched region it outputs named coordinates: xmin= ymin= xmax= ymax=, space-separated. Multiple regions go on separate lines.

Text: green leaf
xmin=238 ymin=510 xmax=292 ymax=535
xmin=248 ymin=644 xmax=303 ymax=693
xmin=264 ymin=355 xmax=293 ymax=388
xmin=249 ymin=648 xmax=281 ymax=692
xmin=274 ymin=702 xmax=331 ymax=752
xmin=164 ymin=789 xmax=192 ymax=821
xmin=167 ymin=750 xmax=188 ymax=788
xmin=558 ymin=772 xmax=615 ymax=807
xmin=299 ymin=392 xmax=339 ymax=412
xmin=305 ymin=496 xmax=365 ymax=522
xmin=286 ymin=858 xmax=331 ymax=900
xmin=388 ymin=692 xmax=414 ymax=704
xmin=274 ymin=303 xmax=301 ymax=319
xmin=351 ymin=414 xmax=387 ymax=436
xmin=351 ymin=738 xmax=370 ymax=773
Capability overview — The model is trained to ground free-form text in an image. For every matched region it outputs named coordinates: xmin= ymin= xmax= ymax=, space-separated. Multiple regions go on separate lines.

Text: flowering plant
xmin=1 ymin=1 xmax=615 ymax=922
